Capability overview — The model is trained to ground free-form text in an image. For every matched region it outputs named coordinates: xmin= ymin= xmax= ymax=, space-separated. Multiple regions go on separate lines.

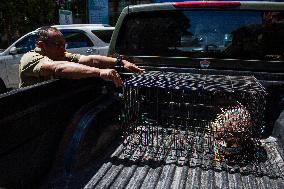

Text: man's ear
xmin=37 ymin=41 xmax=45 ymax=49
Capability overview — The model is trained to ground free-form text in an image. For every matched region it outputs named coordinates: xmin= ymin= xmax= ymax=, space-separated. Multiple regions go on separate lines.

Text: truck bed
xmin=39 ymin=70 xmax=284 ymax=189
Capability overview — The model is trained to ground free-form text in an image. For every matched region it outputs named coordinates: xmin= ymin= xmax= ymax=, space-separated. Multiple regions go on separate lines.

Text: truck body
xmin=0 ymin=1 xmax=284 ymax=189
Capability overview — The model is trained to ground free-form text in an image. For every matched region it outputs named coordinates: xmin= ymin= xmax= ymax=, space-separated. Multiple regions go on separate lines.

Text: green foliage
xmin=0 ymin=0 xmax=59 ymax=46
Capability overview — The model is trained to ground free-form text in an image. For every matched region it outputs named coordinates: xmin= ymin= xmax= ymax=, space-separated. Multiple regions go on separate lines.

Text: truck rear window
xmin=116 ymin=10 xmax=284 ymax=61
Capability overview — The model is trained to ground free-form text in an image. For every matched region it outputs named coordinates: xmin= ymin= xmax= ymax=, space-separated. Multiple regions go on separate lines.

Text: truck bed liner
xmin=84 ymin=137 xmax=284 ymax=189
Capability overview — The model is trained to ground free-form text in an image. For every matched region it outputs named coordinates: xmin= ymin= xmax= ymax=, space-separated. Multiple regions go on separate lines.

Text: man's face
xmin=42 ymin=29 xmax=66 ymax=61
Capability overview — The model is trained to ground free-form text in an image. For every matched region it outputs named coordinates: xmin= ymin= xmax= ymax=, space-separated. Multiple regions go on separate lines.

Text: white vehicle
xmin=0 ymin=24 xmax=114 ymax=91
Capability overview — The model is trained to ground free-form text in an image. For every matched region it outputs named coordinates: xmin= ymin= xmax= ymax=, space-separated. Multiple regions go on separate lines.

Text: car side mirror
xmin=9 ymin=47 xmax=17 ymax=55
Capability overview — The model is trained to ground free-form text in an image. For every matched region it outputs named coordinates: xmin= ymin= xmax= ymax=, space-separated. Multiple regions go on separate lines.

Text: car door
xmin=4 ymin=34 xmax=36 ymax=88
xmin=60 ymin=29 xmax=97 ymax=55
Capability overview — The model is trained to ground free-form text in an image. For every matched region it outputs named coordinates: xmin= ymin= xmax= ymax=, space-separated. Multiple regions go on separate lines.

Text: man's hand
xmin=122 ymin=60 xmax=145 ymax=73
xmin=99 ymin=69 xmax=123 ymax=87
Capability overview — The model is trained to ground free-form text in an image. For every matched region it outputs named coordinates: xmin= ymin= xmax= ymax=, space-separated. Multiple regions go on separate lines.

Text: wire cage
xmin=120 ymin=71 xmax=267 ymax=167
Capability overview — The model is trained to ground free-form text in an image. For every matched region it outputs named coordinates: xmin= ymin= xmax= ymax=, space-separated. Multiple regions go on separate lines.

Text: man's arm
xmin=78 ymin=55 xmax=145 ymax=73
xmin=40 ymin=61 xmax=123 ymax=87
xmin=78 ymin=55 xmax=116 ymax=68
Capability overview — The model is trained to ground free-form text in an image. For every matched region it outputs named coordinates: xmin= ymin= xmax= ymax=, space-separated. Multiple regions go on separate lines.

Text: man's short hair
xmin=36 ymin=26 xmax=60 ymax=43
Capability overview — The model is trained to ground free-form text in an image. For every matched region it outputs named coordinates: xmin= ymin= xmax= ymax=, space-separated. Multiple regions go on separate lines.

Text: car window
xmin=14 ymin=34 xmax=36 ymax=54
xmin=91 ymin=30 xmax=113 ymax=43
xmin=116 ymin=10 xmax=284 ymax=61
xmin=61 ymin=31 xmax=93 ymax=49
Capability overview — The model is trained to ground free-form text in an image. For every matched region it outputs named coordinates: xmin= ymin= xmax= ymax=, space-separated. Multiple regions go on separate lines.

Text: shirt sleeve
xmin=20 ymin=52 xmax=53 ymax=77
xmin=64 ymin=52 xmax=81 ymax=63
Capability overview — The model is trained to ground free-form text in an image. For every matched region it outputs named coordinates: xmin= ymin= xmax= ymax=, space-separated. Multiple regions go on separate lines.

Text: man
xmin=19 ymin=26 xmax=144 ymax=88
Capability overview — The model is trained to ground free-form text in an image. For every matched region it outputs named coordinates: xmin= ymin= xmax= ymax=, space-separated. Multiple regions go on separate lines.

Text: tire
xmin=0 ymin=79 xmax=7 ymax=94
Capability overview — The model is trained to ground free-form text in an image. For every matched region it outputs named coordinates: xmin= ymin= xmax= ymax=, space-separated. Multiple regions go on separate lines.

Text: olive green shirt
xmin=19 ymin=47 xmax=81 ymax=88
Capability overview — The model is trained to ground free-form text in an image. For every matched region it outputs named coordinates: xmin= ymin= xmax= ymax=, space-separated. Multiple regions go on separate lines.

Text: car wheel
xmin=0 ymin=79 xmax=7 ymax=94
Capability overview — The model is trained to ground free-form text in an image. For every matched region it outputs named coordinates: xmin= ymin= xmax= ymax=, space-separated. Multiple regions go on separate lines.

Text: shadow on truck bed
xmin=0 ymin=78 xmax=111 ymax=188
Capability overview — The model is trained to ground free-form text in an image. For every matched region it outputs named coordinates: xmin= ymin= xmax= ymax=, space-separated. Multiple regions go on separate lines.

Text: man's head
xmin=36 ymin=26 xmax=66 ymax=61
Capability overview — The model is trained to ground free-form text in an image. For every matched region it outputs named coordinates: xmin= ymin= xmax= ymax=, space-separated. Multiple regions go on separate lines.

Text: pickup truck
xmin=0 ymin=1 xmax=284 ymax=189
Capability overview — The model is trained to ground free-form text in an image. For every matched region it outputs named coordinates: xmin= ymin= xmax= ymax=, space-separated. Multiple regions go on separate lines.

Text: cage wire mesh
xmin=119 ymin=71 xmax=283 ymax=177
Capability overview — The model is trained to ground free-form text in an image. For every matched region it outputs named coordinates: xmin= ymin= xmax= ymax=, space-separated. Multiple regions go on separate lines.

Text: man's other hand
xmin=99 ymin=69 xmax=123 ymax=87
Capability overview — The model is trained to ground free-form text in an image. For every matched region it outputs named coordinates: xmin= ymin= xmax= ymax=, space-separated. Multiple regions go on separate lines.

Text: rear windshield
xmin=116 ymin=10 xmax=284 ymax=61
xmin=92 ymin=30 xmax=113 ymax=43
